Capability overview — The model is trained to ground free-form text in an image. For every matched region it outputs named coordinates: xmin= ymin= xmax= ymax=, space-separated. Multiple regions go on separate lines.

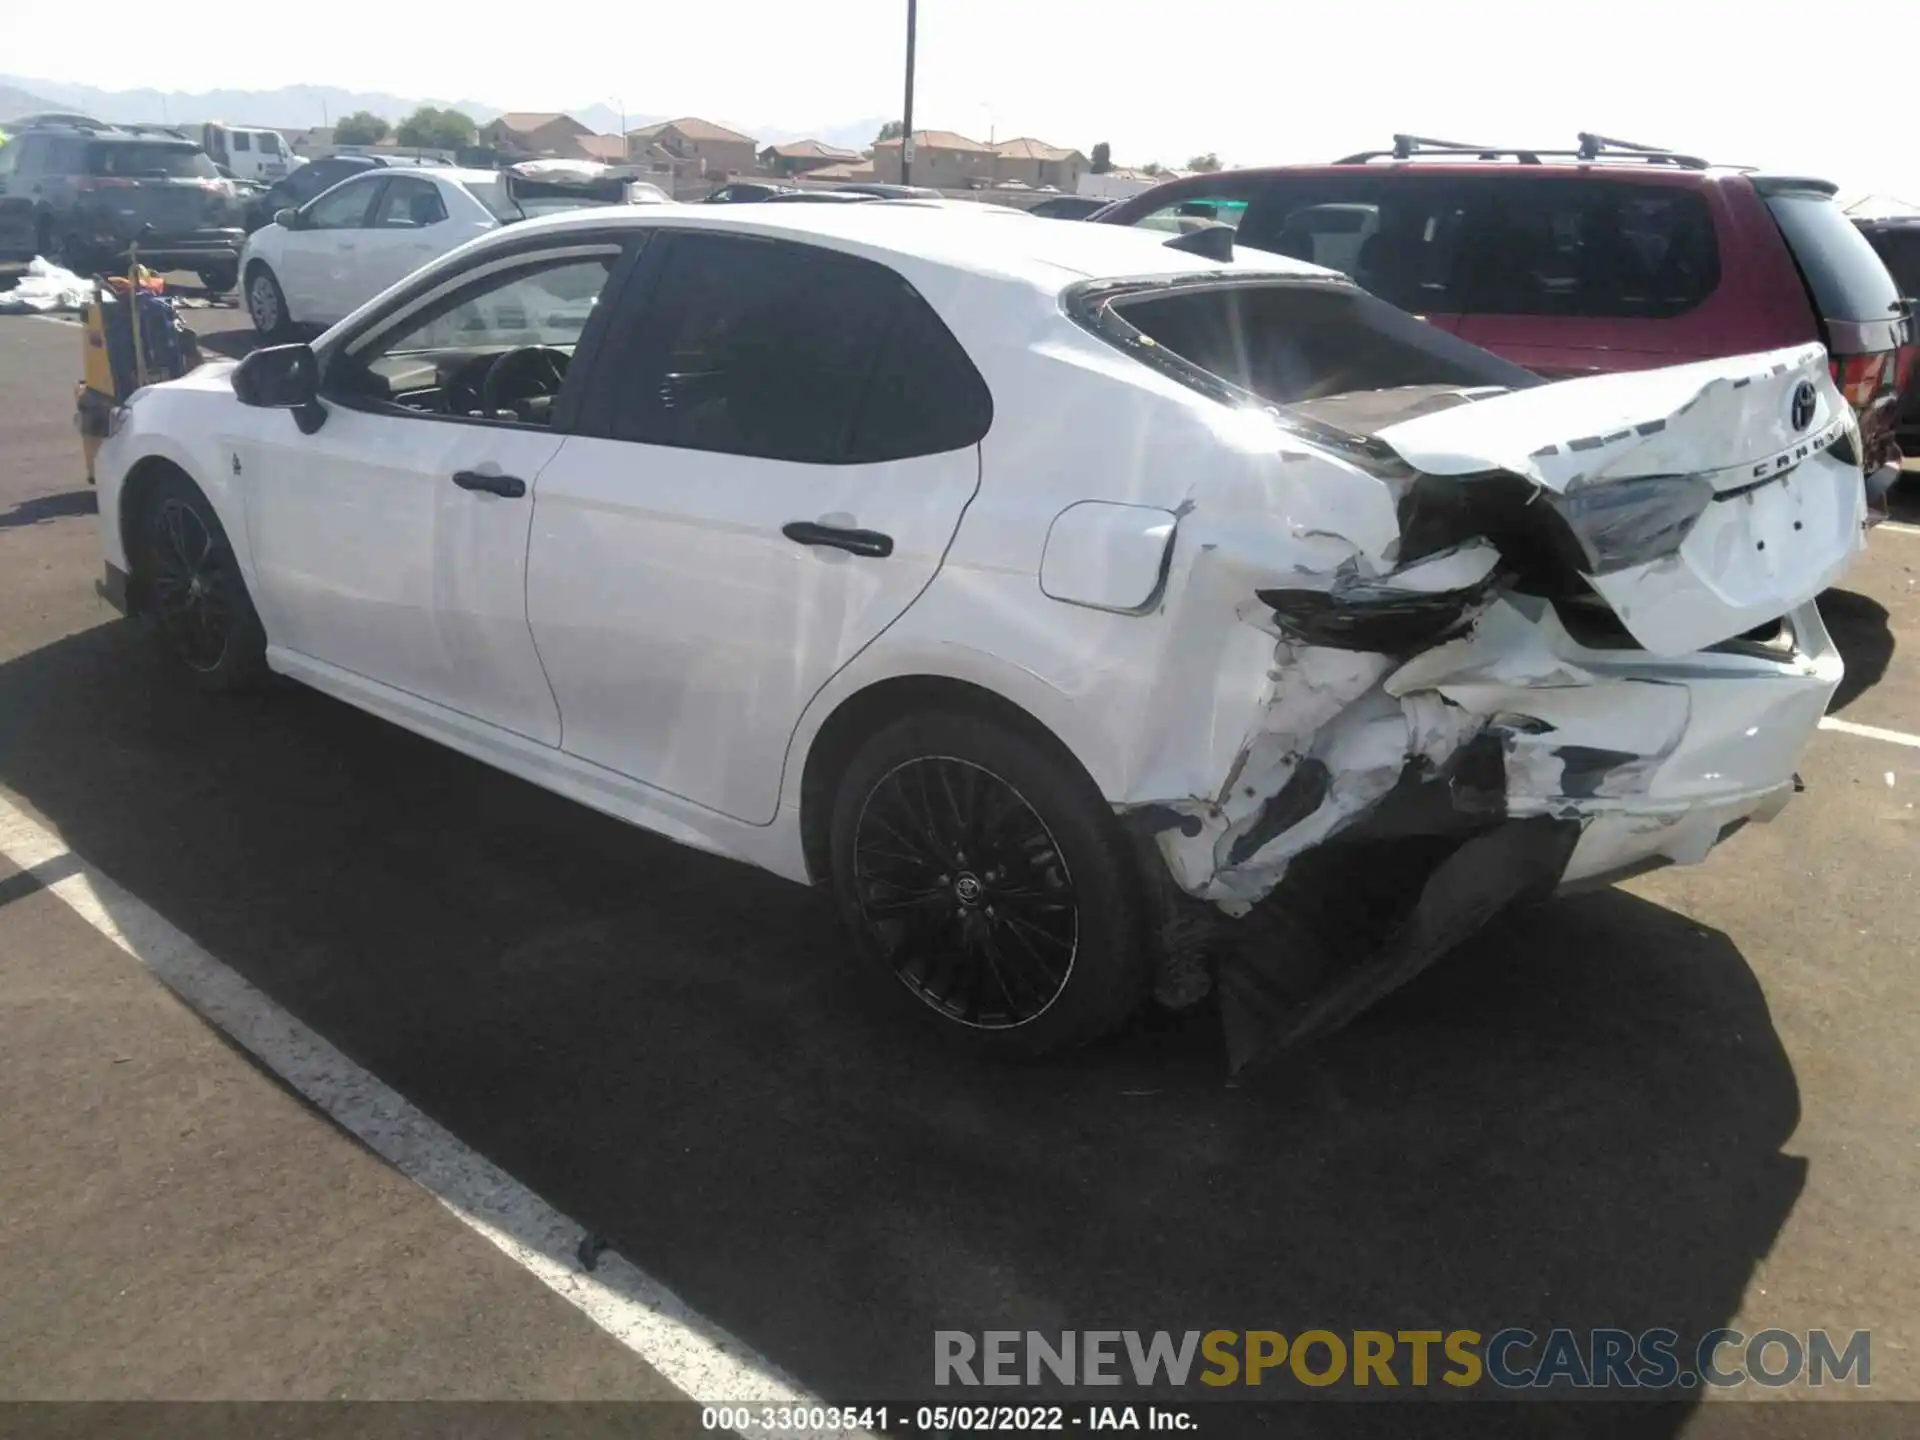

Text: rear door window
xmin=1766 ymin=191 xmax=1905 ymax=321
xmin=1453 ymin=179 xmax=1719 ymax=319
xmin=585 ymin=232 xmax=990 ymax=462
xmin=1204 ymin=176 xmax=1475 ymax=317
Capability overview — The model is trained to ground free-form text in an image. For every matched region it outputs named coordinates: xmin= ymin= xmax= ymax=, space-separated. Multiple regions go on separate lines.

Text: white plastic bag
xmin=0 ymin=256 xmax=93 ymax=314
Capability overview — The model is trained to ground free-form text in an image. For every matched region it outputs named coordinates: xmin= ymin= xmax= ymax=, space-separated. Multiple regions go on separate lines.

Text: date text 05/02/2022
xmin=702 ymin=1405 xmax=1195 ymax=1433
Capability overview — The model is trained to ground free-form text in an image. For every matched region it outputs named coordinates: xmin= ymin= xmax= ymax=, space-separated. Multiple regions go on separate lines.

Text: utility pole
xmin=901 ymin=0 xmax=917 ymax=185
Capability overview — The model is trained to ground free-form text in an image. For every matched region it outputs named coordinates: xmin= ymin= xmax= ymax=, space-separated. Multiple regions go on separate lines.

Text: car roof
xmin=483 ymin=200 xmax=1326 ymax=289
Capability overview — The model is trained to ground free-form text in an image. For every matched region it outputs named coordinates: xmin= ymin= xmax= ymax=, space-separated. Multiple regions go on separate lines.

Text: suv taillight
xmin=1829 ymin=352 xmax=1894 ymax=409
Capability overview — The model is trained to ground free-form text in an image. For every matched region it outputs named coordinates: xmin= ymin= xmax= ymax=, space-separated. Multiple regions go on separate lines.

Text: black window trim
xmin=316 ymin=231 xmax=648 ymax=435
xmin=569 ymin=226 xmax=994 ymax=463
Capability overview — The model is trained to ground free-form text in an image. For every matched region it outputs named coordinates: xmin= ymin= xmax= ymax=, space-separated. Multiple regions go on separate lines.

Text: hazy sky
xmin=24 ymin=0 xmax=1917 ymax=196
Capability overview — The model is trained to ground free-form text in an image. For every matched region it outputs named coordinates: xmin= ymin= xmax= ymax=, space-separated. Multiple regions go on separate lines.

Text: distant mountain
xmin=2 ymin=76 xmax=896 ymax=157
xmin=0 ymin=81 xmax=61 ymax=122
xmin=0 ymin=75 xmax=498 ymax=130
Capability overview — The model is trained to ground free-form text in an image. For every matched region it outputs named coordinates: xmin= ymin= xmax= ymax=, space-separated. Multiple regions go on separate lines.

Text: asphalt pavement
xmin=0 ymin=294 xmax=1916 ymax=1436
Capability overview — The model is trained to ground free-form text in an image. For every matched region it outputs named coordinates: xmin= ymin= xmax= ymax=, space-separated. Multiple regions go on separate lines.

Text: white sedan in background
xmin=240 ymin=165 xmax=645 ymax=338
xmin=97 ymin=205 xmax=1862 ymax=1071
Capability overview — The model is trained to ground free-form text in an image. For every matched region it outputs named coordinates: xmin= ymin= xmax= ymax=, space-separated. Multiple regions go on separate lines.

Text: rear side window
xmin=594 ymin=232 xmax=990 ymax=463
xmin=1858 ymin=226 xmax=1920 ymax=298
xmin=1456 ymin=180 xmax=1719 ymax=319
xmin=1766 ymin=192 xmax=1905 ymax=321
xmin=465 ymin=178 xmax=524 ymax=223
xmin=1084 ymin=279 xmax=1540 ymax=408
xmin=85 ymin=143 xmax=218 ymax=179
xmin=373 ymin=178 xmax=448 ymax=228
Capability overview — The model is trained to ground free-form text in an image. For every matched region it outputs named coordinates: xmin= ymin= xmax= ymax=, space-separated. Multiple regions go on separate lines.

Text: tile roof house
xmin=626 ymin=117 xmax=758 ymax=178
xmin=990 ymin=136 xmax=1088 ymax=192
xmin=803 ymin=159 xmax=877 ymax=183
xmin=760 ymin=138 xmax=865 ymax=176
xmin=574 ymin=133 xmax=631 ymax=163
xmin=870 ymin=129 xmax=994 ymax=187
xmin=478 ymin=111 xmax=596 ymax=159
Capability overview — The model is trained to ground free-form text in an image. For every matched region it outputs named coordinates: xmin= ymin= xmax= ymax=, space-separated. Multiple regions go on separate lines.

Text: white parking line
xmin=1819 ymin=715 xmax=1920 ymax=750
xmin=27 ymin=314 xmax=82 ymax=328
xmin=0 ymin=791 xmax=819 ymax=1409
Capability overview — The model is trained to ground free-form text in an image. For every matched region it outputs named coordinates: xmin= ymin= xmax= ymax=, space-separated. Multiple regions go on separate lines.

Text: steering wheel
xmin=480 ymin=345 xmax=570 ymax=418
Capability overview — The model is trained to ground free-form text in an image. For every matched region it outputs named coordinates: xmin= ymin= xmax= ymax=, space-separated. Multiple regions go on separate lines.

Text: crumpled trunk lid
xmin=1370 ymin=342 xmax=1867 ymax=655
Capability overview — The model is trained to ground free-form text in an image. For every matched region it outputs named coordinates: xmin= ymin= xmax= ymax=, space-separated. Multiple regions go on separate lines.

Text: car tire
xmin=246 ymin=264 xmax=290 ymax=339
xmin=197 ymin=264 xmax=238 ymax=295
xmin=54 ymin=228 xmax=96 ymax=277
xmin=133 ymin=472 xmax=272 ymax=692
xmin=827 ymin=708 xmax=1153 ymax=1055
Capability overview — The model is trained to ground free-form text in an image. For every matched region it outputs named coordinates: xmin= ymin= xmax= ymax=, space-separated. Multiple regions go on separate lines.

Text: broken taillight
xmin=1828 ymin=352 xmax=1894 ymax=410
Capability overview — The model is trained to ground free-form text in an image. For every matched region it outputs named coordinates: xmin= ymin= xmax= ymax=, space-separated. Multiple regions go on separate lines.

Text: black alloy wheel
xmin=148 ymin=495 xmax=236 ymax=673
xmin=853 ymin=754 xmax=1079 ymax=1028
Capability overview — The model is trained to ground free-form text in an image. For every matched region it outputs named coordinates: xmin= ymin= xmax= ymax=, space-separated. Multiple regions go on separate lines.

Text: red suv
xmin=1095 ymin=134 xmax=1914 ymax=510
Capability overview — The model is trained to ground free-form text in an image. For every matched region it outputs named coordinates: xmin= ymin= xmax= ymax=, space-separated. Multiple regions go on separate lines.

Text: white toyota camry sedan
xmin=93 ymin=203 xmax=1863 ymax=1069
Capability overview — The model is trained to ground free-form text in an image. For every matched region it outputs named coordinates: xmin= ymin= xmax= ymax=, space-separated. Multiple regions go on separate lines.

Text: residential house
xmin=575 ymin=133 xmax=631 ymax=164
xmin=869 ymin=130 xmax=994 ymax=188
xmin=760 ymin=138 xmax=864 ymax=177
xmin=804 ymin=159 xmax=876 ymax=183
xmin=626 ymin=118 xmax=758 ymax=179
xmin=990 ymin=137 xmax=1087 ymax=192
xmin=478 ymin=111 xmax=594 ymax=159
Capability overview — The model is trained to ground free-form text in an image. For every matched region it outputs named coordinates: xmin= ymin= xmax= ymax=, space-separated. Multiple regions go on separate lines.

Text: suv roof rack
xmin=1335 ymin=132 xmax=1711 ymax=169
xmin=5 ymin=112 xmax=123 ymax=135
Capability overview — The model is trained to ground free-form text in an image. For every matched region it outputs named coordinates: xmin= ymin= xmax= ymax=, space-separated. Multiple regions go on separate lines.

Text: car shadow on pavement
xmin=1819 ymin=587 xmax=1895 ymax=713
xmin=195 ymin=327 xmax=262 ymax=362
xmin=0 ymin=488 xmax=96 ymax=531
xmin=0 ymin=619 xmax=1808 ymax=1436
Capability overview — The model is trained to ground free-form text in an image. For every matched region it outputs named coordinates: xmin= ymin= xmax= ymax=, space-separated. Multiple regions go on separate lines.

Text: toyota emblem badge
xmin=1789 ymin=380 xmax=1817 ymax=432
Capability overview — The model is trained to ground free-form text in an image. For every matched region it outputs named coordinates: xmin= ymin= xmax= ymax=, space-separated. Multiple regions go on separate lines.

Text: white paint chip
xmin=0 ymin=792 xmax=845 ymax=1420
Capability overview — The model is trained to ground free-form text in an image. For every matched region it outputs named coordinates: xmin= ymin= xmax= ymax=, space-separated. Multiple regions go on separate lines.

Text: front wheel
xmin=134 ymin=473 xmax=271 ymax=691
xmin=245 ymin=264 xmax=290 ymax=339
xmin=828 ymin=709 xmax=1152 ymax=1055
xmin=197 ymin=263 xmax=238 ymax=295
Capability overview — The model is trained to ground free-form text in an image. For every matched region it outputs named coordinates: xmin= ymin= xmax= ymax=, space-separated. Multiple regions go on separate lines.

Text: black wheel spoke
xmin=150 ymin=499 xmax=234 ymax=674
xmin=852 ymin=756 xmax=1079 ymax=1030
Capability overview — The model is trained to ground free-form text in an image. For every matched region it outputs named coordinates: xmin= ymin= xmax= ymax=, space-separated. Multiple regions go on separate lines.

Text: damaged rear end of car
xmin=1067 ymin=272 xmax=1865 ymax=1071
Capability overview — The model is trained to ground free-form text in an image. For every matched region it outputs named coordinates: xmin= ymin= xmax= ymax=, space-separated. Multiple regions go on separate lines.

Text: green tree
xmin=873 ymin=119 xmax=907 ymax=147
xmin=1090 ymin=141 xmax=1111 ymax=174
xmin=333 ymin=110 xmax=389 ymax=146
xmin=395 ymin=106 xmax=476 ymax=151
xmin=1141 ymin=161 xmax=1165 ymax=176
xmin=1186 ymin=151 xmax=1223 ymax=173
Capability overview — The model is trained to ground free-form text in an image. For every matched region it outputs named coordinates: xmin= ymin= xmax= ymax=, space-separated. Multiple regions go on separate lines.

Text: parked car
xmin=0 ymin=119 xmax=244 ymax=292
xmin=833 ymin=182 xmax=941 ymax=199
xmin=243 ymin=153 xmax=435 ymax=233
xmin=240 ymin=165 xmax=633 ymax=338
xmin=1025 ymin=195 xmax=1110 ymax=221
xmin=761 ymin=189 xmax=880 ymax=203
xmin=705 ymin=182 xmax=798 ymax=203
xmin=93 ymin=205 xmax=1863 ymax=1066
xmin=1852 ymin=213 xmax=1920 ymax=453
xmin=1095 ymin=134 xmax=1913 ymax=515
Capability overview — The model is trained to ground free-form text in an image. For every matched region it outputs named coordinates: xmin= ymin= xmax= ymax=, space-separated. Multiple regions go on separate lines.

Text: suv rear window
xmin=1764 ymin=190 xmax=1903 ymax=321
xmin=86 ymin=142 xmax=218 ymax=179
xmin=1080 ymin=278 xmax=1539 ymax=410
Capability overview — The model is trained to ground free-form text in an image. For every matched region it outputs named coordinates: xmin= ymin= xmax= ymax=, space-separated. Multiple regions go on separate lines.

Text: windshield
xmin=1092 ymin=278 xmax=1540 ymax=410
xmin=86 ymin=142 xmax=218 ymax=179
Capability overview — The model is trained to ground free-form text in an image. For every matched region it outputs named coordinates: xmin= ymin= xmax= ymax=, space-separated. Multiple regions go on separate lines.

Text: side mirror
xmin=233 ymin=343 xmax=319 ymax=410
xmin=274 ymin=207 xmax=299 ymax=228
